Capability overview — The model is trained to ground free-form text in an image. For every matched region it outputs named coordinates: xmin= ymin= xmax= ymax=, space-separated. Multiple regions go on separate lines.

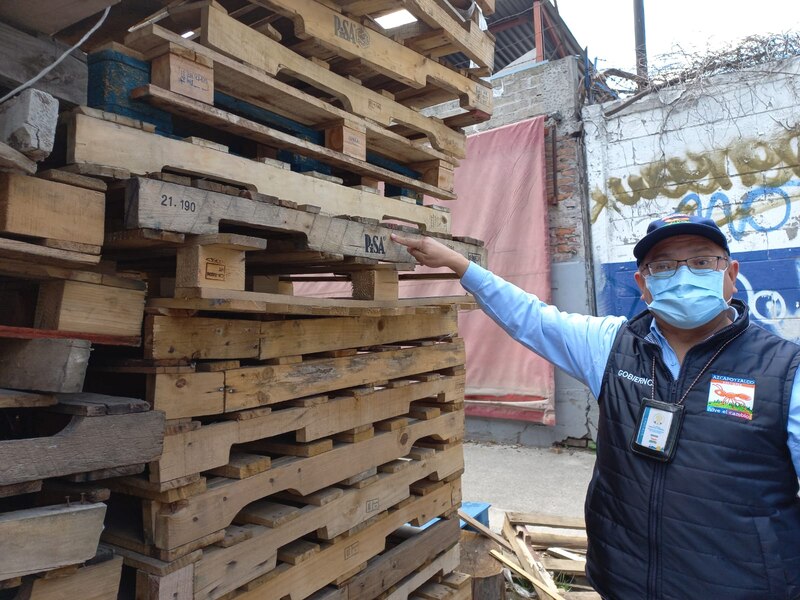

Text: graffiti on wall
xmin=592 ymin=130 xmax=800 ymax=342
xmin=590 ymin=128 xmax=800 ymax=226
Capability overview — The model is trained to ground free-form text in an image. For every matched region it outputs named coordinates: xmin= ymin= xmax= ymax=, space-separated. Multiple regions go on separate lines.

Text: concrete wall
xmin=584 ymin=58 xmax=800 ymax=342
xmin=429 ymin=56 xmax=598 ymax=445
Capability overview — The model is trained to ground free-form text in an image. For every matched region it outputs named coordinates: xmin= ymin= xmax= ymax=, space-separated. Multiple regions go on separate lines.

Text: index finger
xmin=390 ymin=233 xmax=422 ymax=249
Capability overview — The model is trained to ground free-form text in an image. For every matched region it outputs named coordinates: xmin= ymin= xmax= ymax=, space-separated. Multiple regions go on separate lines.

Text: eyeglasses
xmin=642 ymin=255 xmax=729 ymax=278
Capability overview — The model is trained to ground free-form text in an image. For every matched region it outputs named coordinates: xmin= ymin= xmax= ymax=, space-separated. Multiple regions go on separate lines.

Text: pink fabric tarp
xmin=294 ymin=116 xmax=554 ymax=423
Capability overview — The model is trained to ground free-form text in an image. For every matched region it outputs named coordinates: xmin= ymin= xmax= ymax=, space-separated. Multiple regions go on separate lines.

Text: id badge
xmin=630 ymin=398 xmax=685 ymax=462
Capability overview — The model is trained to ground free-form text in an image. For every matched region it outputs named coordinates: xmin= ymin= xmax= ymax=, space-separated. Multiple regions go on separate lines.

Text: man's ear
xmin=635 ymin=270 xmax=651 ymax=303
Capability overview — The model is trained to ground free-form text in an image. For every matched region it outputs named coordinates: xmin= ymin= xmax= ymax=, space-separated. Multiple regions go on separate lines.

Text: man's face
xmin=634 ymin=234 xmax=739 ymax=303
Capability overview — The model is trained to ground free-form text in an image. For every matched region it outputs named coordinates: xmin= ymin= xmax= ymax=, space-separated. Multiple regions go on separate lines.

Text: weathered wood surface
xmin=248 ymin=0 xmax=492 ymax=114
xmin=148 ymin=338 xmax=463 ymax=419
xmin=0 ymin=236 xmax=99 ymax=265
xmin=0 ymin=338 xmax=90 ymax=393
xmin=0 ymin=174 xmax=105 ymax=246
xmin=0 ymin=503 xmax=106 ymax=581
xmin=125 ymin=23 xmax=464 ymax=165
xmin=131 ymin=86 xmax=457 ymax=199
xmin=0 ymin=21 xmax=86 ymax=106
xmin=144 ymin=307 xmax=458 ymax=361
xmin=126 ymin=179 xmax=482 ymax=263
xmin=385 ymin=556 xmax=468 ymax=600
xmin=0 ymin=141 xmax=36 ymax=176
xmin=152 ymin=373 xmax=463 ymax=482
xmin=149 ymin=289 xmax=476 ymax=317
xmin=67 ymin=112 xmax=450 ymax=234
xmin=14 ymin=555 xmax=123 ymax=600
xmin=0 ymin=388 xmax=55 ymax=409
xmin=225 ymin=486 xmax=459 ymax=600
xmin=191 ymin=454 xmax=462 ymax=600
xmin=0 ymin=1 xmax=120 ymax=36
xmin=0 ymin=406 xmax=164 ymax=485
xmin=149 ymin=410 xmax=464 ymax=549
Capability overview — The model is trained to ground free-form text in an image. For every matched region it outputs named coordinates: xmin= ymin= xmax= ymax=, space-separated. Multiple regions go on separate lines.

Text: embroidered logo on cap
xmin=706 ymin=374 xmax=755 ymax=420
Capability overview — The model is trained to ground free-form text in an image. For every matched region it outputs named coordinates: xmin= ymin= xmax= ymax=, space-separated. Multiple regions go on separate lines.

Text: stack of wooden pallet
xmin=0 ymin=138 xmax=164 ymax=596
xmin=1 ymin=0 xmax=495 ymax=597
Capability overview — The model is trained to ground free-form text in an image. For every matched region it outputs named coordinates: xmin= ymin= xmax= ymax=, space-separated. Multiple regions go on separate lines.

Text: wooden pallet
xmin=124 ymin=17 xmax=469 ymax=161
xmin=0 ymin=394 xmax=165 ymax=487
xmin=6 ymin=553 xmax=123 ymax=600
xmin=125 ymin=474 xmax=461 ymax=600
xmin=65 ymin=109 xmax=453 ymax=234
xmin=239 ymin=0 xmax=492 ymax=115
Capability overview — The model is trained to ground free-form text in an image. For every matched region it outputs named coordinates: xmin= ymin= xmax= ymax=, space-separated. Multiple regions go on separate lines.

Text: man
xmin=391 ymin=214 xmax=800 ymax=600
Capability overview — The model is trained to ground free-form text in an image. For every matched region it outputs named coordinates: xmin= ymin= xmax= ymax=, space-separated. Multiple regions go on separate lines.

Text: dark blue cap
xmin=633 ymin=214 xmax=730 ymax=265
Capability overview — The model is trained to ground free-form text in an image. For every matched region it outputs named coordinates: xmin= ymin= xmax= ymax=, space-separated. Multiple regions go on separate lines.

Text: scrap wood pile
xmin=458 ymin=510 xmax=600 ymax=600
xmin=0 ymin=0 xmax=496 ymax=598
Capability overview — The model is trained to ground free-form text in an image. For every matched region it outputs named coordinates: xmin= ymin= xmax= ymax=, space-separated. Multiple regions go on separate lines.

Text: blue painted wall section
xmin=599 ymin=247 xmax=800 ymax=343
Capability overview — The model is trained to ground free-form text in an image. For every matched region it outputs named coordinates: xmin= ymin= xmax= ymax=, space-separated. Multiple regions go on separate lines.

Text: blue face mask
xmin=645 ymin=266 xmax=728 ymax=329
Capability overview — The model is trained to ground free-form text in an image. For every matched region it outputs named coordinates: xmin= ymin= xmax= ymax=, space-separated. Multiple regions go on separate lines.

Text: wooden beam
xmin=14 ymin=556 xmax=122 ymax=600
xmin=533 ymin=0 xmax=544 ymax=63
xmin=0 ymin=21 xmax=87 ymax=106
xmin=0 ymin=338 xmax=90 ymax=393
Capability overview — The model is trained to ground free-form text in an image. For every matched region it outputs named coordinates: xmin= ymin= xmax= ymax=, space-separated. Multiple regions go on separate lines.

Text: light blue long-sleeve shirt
xmin=461 ymin=262 xmax=800 ymax=478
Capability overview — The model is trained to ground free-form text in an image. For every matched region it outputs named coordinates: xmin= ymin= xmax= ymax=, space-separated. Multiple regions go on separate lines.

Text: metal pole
xmin=633 ymin=0 xmax=648 ymax=81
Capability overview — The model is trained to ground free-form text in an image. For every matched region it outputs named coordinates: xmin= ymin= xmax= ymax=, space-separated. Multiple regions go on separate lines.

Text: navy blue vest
xmin=586 ymin=300 xmax=800 ymax=600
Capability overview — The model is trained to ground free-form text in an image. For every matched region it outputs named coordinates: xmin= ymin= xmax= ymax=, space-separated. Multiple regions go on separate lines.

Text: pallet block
xmin=0 ymin=394 xmax=164 ymax=486
xmin=151 ymin=45 xmax=214 ymax=105
xmin=67 ymin=111 xmax=451 ymax=234
xmin=153 ymin=373 xmax=463 ymax=482
xmin=0 ymin=338 xmax=90 ymax=393
xmin=0 ymin=503 xmax=106 ymax=581
xmin=0 ymin=174 xmax=104 ymax=249
xmin=175 ymin=234 xmax=266 ymax=291
xmin=35 ymin=279 xmax=146 ymax=338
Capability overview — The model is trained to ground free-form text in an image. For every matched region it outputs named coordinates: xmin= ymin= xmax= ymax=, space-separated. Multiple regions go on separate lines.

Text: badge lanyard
xmin=630 ymin=328 xmax=746 ymax=462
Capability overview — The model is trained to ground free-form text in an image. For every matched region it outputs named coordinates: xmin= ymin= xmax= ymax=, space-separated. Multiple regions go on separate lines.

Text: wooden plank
xmin=135 ymin=563 xmax=194 ymax=600
xmin=0 ymin=257 xmax=145 ymax=290
xmin=125 ymin=24 xmax=464 ymax=166
xmin=132 ymin=86 xmax=457 ymax=199
xmin=151 ymin=288 xmax=476 ymax=317
xmin=341 ymin=518 xmax=460 ymax=599
xmin=0 ymin=1 xmax=120 ymax=36
xmin=0 ymin=410 xmax=164 ymax=486
xmin=193 ymin=453 xmax=463 ymax=600
xmin=15 ymin=556 xmax=123 ymax=600
xmin=35 ymin=280 xmax=146 ymax=338
xmin=0 ymin=236 xmax=99 ymax=265
xmin=0 ymin=21 xmax=87 ymax=106
xmin=207 ymin=452 xmax=271 ymax=479
xmin=457 ymin=510 xmax=513 ymax=552
xmin=490 ymin=550 xmax=565 ymax=600
xmin=152 ymin=374 xmax=463 ymax=482
xmin=0 ymin=503 xmax=106 ymax=581
xmin=150 ymin=410 xmax=464 ymax=549
xmin=67 ymin=112 xmax=450 ymax=234
xmin=541 ymin=557 xmax=586 ymax=576
xmin=0 ymin=140 xmax=36 ymax=175
xmin=248 ymin=0 xmax=492 ymax=114
xmin=0 ymin=174 xmax=105 ymax=246
xmin=0 ymin=338 xmax=90 ymax=393
xmin=507 ymin=512 xmax=586 ymax=529
xmin=0 ymin=325 xmax=139 ymax=347
xmin=502 ymin=514 xmax=562 ymax=600
xmin=225 ymin=338 xmax=465 ymax=411
xmin=0 ymin=388 xmax=56 ymax=408
xmin=126 ymin=180 xmax=485 ymax=264
xmin=37 ymin=169 xmax=107 ymax=192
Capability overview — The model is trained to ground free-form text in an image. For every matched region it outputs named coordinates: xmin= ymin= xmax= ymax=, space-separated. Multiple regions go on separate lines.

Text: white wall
xmin=583 ymin=58 xmax=800 ymax=341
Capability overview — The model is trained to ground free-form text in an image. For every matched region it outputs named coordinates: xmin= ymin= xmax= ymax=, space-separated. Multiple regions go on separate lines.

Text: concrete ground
xmin=461 ymin=440 xmax=596 ymax=531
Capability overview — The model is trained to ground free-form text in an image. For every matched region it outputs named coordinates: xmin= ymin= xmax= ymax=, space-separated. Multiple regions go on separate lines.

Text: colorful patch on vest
xmin=706 ymin=374 xmax=755 ymax=420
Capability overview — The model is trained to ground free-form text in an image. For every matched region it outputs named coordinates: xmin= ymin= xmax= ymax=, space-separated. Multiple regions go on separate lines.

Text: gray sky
xmin=555 ymin=0 xmax=800 ymax=72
